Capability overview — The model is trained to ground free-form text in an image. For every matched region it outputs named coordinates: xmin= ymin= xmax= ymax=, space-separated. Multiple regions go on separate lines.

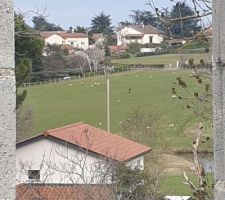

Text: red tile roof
xmin=40 ymin=31 xmax=88 ymax=39
xmin=203 ymin=27 xmax=212 ymax=37
xmin=128 ymin=25 xmax=163 ymax=35
xmin=107 ymin=45 xmax=127 ymax=51
xmin=61 ymin=44 xmax=75 ymax=50
xmin=16 ymin=184 xmax=112 ymax=200
xmin=18 ymin=123 xmax=151 ymax=162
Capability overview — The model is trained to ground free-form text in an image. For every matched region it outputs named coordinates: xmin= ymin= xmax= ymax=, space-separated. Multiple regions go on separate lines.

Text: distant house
xmin=167 ymin=38 xmax=187 ymax=46
xmin=40 ymin=31 xmax=89 ymax=50
xmin=91 ymin=33 xmax=105 ymax=45
xmin=16 ymin=122 xmax=151 ymax=185
xmin=203 ymin=27 xmax=212 ymax=39
xmin=203 ymin=27 xmax=212 ymax=45
xmin=117 ymin=24 xmax=164 ymax=46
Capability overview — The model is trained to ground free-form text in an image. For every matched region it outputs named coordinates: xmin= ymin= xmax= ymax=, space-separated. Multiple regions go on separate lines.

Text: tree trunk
xmin=0 ymin=0 xmax=16 ymax=199
xmin=213 ymin=0 xmax=225 ymax=199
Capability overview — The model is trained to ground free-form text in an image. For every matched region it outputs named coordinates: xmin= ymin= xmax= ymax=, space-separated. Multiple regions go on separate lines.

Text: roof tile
xmin=18 ymin=123 xmax=151 ymax=162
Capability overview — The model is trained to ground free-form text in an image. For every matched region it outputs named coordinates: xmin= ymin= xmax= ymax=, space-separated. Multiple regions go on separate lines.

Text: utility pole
xmin=213 ymin=0 xmax=225 ymax=199
xmin=0 ymin=0 xmax=16 ymax=199
xmin=105 ymin=66 xmax=110 ymax=132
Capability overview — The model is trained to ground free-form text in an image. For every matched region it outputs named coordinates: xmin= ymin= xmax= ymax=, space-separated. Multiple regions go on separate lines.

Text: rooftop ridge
xmin=46 ymin=122 xmax=84 ymax=134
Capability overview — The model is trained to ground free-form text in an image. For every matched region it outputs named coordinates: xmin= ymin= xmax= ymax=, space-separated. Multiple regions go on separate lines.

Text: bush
xmin=127 ymin=42 xmax=141 ymax=53
xmin=142 ymin=43 xmax=161 ymax=48
xmin=115 ymin=53 xmax=130 ymax=59
xmin=134 ymin=64 xmax=165 ymax=69
xmin=183 ymin=41 xmax=210 ymax=49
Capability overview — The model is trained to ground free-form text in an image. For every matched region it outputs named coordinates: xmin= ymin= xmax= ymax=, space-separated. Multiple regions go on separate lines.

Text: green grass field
xmin=160 ymin=174 xmax=213 ymax=196
xmin=21 ymin=70 xmax=212 ymax=151
xmin=113 ymin=53 xmax=210 ymax=67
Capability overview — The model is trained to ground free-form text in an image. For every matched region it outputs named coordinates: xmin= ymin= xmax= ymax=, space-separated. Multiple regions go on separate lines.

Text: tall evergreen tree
xmin=74 ymin=26 xmax=87 ymax=33
xmin=91 ymin=12 xmax=114 ymax=34
xmin=169 ymin=3 xmax=201 ymax=37
xmin=130 ymin=10 xmax=157 ymax=27
xmin=15 ymin=14 xmax=44 ymax=108
xmin=32 ymin=16 xmax=63 ymax=31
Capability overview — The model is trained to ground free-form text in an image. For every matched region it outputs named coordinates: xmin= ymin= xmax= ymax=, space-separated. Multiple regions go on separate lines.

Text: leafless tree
xmin=148 ymin=0 xmax=212 ymax=41
xmin=121 ymin=108 xmax=159 ymax=146
xmin=183 ymin=123 xmax=214 ymax=200
xmin=85 ymin=47 xmax=105 ymax=73
xmin=172 ymin=57 xmax=212 ymax=120
xmin=16 ymin=105 xmax=34 ymax=142
xmin=74 ymin=51 xmax=92 ymax=72
xmin=68 ymin=53 xmax=90 ymax=76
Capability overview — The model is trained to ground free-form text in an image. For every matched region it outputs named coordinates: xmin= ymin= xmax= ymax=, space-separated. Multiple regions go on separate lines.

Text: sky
xmin=14 ymin=0 xmax=167 ymax=29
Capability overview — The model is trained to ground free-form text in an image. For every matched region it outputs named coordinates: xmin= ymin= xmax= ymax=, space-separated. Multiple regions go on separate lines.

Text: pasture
xmin=113 ymin=53 xmax=211 ymax=67
xmin=21 ymin=70 xmax=212 ymax=151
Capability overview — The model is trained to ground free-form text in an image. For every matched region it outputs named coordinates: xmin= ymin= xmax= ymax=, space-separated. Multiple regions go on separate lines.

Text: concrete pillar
xmin=0 ymin=0 xmax=16 ymax=199
xmin=212 ymin=0 xmax=225 ymax=199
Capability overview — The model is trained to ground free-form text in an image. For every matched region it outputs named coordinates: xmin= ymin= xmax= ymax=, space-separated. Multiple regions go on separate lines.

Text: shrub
xmin=115 ymin=53 xmax=130 ymax=59
xmin=127 ymin=42 xmax=141 ymax=53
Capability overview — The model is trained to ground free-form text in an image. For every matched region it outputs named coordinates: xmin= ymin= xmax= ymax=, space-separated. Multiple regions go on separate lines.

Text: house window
xmin=71 ymin=42 xmax=74 ymax=46
xmin=28 ymin=170 xmax=40 ymax=180
xmin=149 ymin=36 xmax=153 ymax=43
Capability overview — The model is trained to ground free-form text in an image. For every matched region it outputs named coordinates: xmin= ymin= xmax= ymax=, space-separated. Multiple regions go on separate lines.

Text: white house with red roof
xmin=117 ymin=24 xmax=164 ymax=46
xmin=16 ymin=122 xmax=151 ymax=185
xmin=40 ymin=31 xmax=89 ymax=50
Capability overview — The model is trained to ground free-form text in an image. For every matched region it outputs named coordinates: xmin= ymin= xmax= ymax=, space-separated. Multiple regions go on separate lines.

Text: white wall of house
xmin=44 ymin=35 xmax=89 ymax=50
xmin=140 ymin=48 xmax=158 ymax=53
xmin=142 ymin=34 xmax=163 ymax=44
xmin=17 ymin=138 xmax=107 ymax=184
xmin=16 ymin=138 xmax=144 ymax=185
xmin=117 ymin=27 xmax=142 ymax=46
xmin=117 ymin=27 xmax=163 ymax=46
xmin=45 ymin=34 xmax=64 ymax=45
xmin=64 ymin=37 xmax=89 ymax=50
xmin=126 ymin=156 xmax=144 ymax=170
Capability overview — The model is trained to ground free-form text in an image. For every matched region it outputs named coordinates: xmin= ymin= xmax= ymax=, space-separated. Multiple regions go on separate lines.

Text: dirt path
xmin=159 ymin=154 xmax=194 ymax=175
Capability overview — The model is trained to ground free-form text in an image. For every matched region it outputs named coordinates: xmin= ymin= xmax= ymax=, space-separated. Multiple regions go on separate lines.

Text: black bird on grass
xmin=128 ymin=88 xmax=132 ymax=94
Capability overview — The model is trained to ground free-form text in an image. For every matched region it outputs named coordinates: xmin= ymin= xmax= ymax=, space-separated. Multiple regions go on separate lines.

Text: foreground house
xmin=40 ymin=31 xmax=89 ymax=50
xmin=16 ymin=122 xmax=151 ymax=185
xmin=117 ymin=24 xmax=164 ymax=46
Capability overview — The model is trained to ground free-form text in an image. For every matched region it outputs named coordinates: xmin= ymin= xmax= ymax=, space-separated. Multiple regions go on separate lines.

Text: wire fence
xmin=20 ymin=64 xmax=177 ymax=88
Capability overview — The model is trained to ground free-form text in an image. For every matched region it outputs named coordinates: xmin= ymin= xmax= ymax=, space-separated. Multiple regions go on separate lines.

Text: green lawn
xmin=160 ymin=174 xmax=213 ymax=196
xmin=113 ymin=53 xmax=210 ymax=67
xmin=21 ymin=70 xmax=212 ymax=151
